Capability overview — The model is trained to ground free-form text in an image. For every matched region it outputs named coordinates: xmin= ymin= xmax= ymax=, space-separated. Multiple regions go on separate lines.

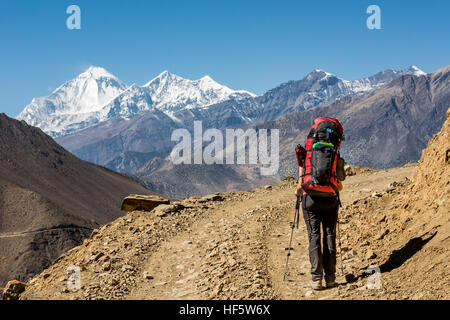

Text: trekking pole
xmin=337 ymin=216 xmax=345 ymax=275
xmin=283 ymin=196 xmax=300 ymax=281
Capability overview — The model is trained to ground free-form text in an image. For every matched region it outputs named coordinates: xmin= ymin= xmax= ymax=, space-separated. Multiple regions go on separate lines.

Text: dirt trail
xmin=0 ymin=227 xmax=92 ymax=239
xmin=125 ymin=166 xmax=415 ymax=300
xmin=268 ymin=166 xmax=417 ymax=300
xmin=21 ymin=162 xmax=448 ymax=300
xmin=127 ymin=186 xmax=285 ymax=300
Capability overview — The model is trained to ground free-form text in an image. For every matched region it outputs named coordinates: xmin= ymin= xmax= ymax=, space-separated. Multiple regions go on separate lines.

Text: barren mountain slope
xmin=0 ymin=114 xmax=155 ymax=287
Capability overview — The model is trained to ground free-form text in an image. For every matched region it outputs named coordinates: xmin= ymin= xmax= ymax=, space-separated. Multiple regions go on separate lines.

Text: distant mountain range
xmin=17 ymin=65 xmax=425 ymax=138
xmin=270 ymin=65 xmax=450 ymax=179
xmin=0 ymin=114 xmax=156 ymax=286
xmin=15 ymin=64 xmax=449 ymax=199
xmin=16 ymin=67 xmax=255 ymax=137
xmin=127 ymin=66 xmax=450 ymax=198
xmin=49 ymin=65 xmax=424 ymax=161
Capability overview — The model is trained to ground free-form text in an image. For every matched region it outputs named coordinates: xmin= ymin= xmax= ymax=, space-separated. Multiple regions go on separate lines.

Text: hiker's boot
xmin=325 ymin=280 xmax=337 ymax=288
xmin=311 ymin=279 xmax=323 ymax=290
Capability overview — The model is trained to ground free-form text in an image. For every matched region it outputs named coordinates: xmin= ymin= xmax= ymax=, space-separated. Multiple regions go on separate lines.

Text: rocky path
xmin=267 ymin=165 xmax=418 ymax=300
xmin=20 ymin=165 xmax=424 ymax=300
xmin=124 ymin=165 xmax=416 ymax=300
xmin=127 ymin=186 xmax=283 ymax=300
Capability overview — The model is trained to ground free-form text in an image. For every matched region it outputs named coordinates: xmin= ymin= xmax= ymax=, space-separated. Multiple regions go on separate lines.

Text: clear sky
xmin=1 ymin=0 xmax=449 ymax=117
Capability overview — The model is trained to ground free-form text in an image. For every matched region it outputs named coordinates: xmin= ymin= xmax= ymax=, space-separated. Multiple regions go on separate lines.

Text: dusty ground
xmin=125 ymin=165 xmax=419 ymax=300
xmin=21 ymin=162 xmax=446 ymax=300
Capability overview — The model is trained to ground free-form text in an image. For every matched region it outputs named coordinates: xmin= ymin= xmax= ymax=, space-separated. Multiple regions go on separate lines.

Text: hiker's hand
xmin=294 ymin=189 xmax=301 ymax=197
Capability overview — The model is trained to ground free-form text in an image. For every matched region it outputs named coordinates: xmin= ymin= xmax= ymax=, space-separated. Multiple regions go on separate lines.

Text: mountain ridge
xmin=54 ymin=66 xmax=447 ymax=199
xmin=17 ymin=65 xmax=425 ymax=138
xmin=128 ymin=66 xmax=449 ymax=198
xmin=0 ymin=113 xmax=157 ymax=287
xmin=17 ymin=67 xmax=256 ymax=137
xmin=53 ymin=64 xmax=427 ymax=160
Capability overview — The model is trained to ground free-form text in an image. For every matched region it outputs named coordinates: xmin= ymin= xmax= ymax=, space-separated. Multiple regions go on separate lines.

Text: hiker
xmin=294 ymin=117 xmax=345 ymax=290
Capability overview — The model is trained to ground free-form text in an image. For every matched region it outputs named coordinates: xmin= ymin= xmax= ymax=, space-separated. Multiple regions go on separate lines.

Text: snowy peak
xmin=16 ymin=68 xmax=255 ymax=137
xmin=307 ymin=69 xmax=336 ymax=79
xmin=144 ymin=70 xmax=182 ymax=86
xmin=304 ymin=65 xmax=425 ymax=86
xmin=259 ymin=65 xmax=429 ymax=116
xmin=143 ymin=71 xmax=255 ymax=112
xmin=16 ymin=65 xmax=426 ymax=138
xmin=403 ymin=65 xmax=426 ymax=76
xmin=81 ymin=66 xmax=120 ymax=80
xmin=17 ymin=66 xmax=128 ymax=136
xmin=22 ymin=65 xmax=127 ymax=115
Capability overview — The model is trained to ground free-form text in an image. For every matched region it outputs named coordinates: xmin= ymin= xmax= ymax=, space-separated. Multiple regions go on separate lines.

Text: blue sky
xmin=1 ymin=0 xmax=449 ymax=117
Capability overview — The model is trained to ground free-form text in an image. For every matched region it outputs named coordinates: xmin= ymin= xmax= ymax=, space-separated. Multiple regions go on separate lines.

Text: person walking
xmin=294 ymin=117 xmax=345 ymax=290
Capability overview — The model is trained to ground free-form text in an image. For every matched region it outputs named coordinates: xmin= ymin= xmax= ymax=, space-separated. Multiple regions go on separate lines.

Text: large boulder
xmin=2 ymin=280 xmax=26 ymax=300
xmin=121 ymin=195 xmax=169 ymax=212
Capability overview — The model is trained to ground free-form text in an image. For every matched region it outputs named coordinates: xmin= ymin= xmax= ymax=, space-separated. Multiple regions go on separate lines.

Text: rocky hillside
xmin=16 ymin=108 xmax=449 ymax=300
xmin=334 ymin=107 xmax=450 ymax=299
xmin=0 ymin=114 xmax=155 ymax=287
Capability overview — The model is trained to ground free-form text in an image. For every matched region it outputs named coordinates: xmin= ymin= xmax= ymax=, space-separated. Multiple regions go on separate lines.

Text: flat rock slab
xmin=121 ymin=195 xmax=169 ymax=212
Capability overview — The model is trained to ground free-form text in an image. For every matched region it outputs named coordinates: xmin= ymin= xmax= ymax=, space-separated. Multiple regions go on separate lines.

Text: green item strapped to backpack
xmin=312 ymin=142 xmax=334 ymax=149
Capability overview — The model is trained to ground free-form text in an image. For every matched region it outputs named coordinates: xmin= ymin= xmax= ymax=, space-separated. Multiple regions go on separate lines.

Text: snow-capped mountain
xmin=17 ymin=67 xmax=256 ymax=137
xmin=337 ymin=65 xmax=426 ymax=97
xmin=58 ymin=65 xmax=447 ymax=199
xmin=144 ymin=71 xmax=256 ymax=112
xmin=236 ymin=65 xmax=428 ymax=123
xmin=18 ymin=65 xmax=425 ymax=138
xmin=100 ymin=84 xmax=154 ymax=120
xmin=276 ymin=65 xmax=426 ymax=110
xmin=17 ymin=67 xmax=128 ymax=137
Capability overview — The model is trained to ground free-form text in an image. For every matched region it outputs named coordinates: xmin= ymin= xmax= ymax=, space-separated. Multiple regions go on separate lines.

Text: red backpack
xmin=296 ymin=117 xmax=344 ymax=202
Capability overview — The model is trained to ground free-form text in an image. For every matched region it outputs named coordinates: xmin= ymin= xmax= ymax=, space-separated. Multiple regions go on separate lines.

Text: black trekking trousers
xmin=302 ymin=194 xmax=339 ymax=282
